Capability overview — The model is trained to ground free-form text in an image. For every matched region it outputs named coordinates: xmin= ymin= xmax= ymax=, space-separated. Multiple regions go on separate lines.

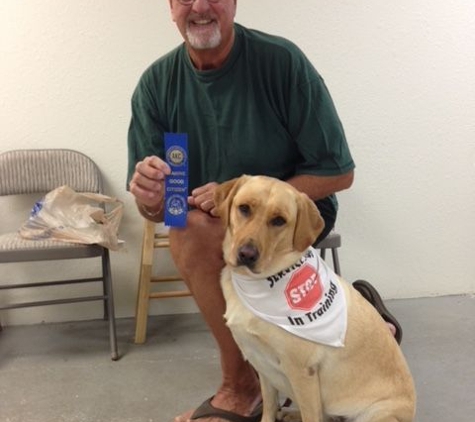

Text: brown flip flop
xmin=190 ymin=397 xmax=262 ymax=422
xmin=352 ymin=279 xmax=403 ymax=344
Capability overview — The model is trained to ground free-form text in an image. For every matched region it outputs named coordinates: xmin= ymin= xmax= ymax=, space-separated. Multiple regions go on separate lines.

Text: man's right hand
xmin=129 ymin=156 xmax=171 ymax=213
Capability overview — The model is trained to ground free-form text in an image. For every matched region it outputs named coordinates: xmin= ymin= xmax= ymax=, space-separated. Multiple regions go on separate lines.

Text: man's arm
xmin=286 ymin=170 xmax=354 ymax=201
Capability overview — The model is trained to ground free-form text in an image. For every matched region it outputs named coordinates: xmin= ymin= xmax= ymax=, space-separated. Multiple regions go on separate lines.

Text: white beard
xmin=186 ymin=23 xmax=221 ymax=50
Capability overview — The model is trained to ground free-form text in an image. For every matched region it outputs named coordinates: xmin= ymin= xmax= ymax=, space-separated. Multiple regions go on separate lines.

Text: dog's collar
xmin=231 ymin=247 xmax=347 ymax=347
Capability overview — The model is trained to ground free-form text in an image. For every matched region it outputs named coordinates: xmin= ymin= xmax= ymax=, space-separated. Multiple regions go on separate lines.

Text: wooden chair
xmin=134 ymin=219 xmax=342 ymax=344
xmin=134 ymin=219 xmax=191 ymax=344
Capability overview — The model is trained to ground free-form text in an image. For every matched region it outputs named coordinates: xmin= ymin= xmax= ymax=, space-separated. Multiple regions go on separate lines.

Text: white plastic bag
xmin=19 ymin=185 xmax=124 ymax=250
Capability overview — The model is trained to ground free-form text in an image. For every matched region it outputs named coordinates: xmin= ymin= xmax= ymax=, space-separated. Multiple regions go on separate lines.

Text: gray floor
xmin=0 ymin=295 xmax=474 ymax=422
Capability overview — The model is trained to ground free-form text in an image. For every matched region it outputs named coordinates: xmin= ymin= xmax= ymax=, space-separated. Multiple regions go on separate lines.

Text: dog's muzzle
xmin=237 ymin=243 xmax=260 ymax=269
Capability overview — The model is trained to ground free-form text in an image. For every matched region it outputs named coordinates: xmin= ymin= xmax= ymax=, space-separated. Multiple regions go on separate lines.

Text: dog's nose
xmin=237 ymin=244 xmax=260 ymax=268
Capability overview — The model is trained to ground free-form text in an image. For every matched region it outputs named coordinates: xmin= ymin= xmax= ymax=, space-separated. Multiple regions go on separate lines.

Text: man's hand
xmin=129 ymin=156 xmax=171 ymax=213
xmin=188 ymin=182 xmax=219 ymax=216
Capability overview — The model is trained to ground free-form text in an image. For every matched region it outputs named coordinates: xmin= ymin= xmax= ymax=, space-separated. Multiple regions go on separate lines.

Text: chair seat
xmin=315 ymin=231 xmax=341 ymax=250
xmin=0 ymin=232 xmax=104 ymax=262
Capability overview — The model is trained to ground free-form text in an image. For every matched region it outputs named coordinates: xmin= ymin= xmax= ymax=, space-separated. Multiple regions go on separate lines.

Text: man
xmin=128 ymin=1 xmax=399 ymax=421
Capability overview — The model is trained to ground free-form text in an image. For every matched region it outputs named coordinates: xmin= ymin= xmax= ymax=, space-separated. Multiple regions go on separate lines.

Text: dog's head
xmin=214 ymin=175 xmax=325 ymax=277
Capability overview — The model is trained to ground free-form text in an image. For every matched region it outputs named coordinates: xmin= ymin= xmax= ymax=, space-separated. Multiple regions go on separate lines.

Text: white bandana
xmin=231 ymin=247 xmax=347 ymax=347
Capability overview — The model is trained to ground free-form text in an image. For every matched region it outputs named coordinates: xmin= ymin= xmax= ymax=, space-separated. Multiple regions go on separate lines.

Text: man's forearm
xmin=286 ymin=171 xmax=354 ymax=201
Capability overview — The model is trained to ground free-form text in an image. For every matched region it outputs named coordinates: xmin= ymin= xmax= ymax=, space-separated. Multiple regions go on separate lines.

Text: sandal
xmin=190 ymin=397 xmax=262 ymax=422
xmin=352 ymin=279 xmax=403 ymax=344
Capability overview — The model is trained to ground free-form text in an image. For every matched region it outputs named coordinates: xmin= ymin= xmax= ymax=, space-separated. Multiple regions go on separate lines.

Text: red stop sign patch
xmin=285 ymin=264 xmax=323 ymax=311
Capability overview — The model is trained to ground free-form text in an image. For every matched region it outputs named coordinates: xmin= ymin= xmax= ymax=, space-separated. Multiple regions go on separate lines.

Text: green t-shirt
xmin=127 ymin=23 xmax=354 ymax=204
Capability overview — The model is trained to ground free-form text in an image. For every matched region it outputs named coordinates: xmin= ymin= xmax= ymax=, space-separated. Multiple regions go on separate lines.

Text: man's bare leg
xmin=169 ymin=210 xmax=261 ymax=422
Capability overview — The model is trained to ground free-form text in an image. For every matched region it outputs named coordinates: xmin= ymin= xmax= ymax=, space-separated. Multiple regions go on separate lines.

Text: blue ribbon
xmin=164 ymin=133 xmax=189 ymax=227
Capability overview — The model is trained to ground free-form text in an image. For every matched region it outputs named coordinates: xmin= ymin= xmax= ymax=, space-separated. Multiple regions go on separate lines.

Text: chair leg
xmin=134 ymin=263 xmax=152 ymax=344
xmin=102 ymin=264 xmax=109 ymax=321
xmin=102 ymin=249 xmax=119 ymax=361
xmin=134 ymin=219 xmax=156 ymax=344
xmin=320 ymin=247 xmax=341 ymax=276
xmin=320 ymin=248 xmax=327 ymax=260
xmin=331 ymin=247 xmax=341 ymax=276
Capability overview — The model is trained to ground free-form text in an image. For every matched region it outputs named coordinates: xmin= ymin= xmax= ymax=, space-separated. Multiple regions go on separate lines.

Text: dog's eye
xmin=270 ymin=216 xmax=286 ymax=227
xmin=238 ymin=204 xmax=251 ymax=217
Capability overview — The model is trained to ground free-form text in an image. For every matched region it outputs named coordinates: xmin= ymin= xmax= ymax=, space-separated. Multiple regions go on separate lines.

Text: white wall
xmin=1 ymin=0 xmax=474 ymax=325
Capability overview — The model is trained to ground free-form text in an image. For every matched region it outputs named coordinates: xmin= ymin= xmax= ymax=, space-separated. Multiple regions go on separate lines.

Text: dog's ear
xmin=214 ymin=175 xmax=250 ymax=228
xmin=293 ymin=193 xmax=325 ymax=252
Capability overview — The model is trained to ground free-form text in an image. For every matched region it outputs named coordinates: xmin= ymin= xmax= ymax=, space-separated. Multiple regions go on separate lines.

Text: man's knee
xmin=168 ymin=210 xmax=225 ymax=271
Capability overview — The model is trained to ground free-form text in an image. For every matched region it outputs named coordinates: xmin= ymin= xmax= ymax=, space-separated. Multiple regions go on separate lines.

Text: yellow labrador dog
xmin=214 ymin=175 xmax=416 ymax=422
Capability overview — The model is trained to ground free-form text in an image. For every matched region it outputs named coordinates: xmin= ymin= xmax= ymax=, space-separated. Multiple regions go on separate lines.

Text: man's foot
xmin=352 ymin=279 xmax=403 ymax=344
xmin=174 ymin=392 xmax=262 ymax=422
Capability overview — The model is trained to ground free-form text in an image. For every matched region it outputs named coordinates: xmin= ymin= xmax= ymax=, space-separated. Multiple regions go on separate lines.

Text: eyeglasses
xmin=177 ymin=0 xmax=221 ymax=5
